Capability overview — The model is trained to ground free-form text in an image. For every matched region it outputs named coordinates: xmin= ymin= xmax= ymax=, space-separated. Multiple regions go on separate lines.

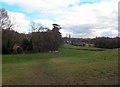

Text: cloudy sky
xmin=1 ymin=0 xmax=119 ymax=38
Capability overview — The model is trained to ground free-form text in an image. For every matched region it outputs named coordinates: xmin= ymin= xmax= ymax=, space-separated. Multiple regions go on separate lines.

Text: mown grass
xmin=2 ymin=44 xmax=118 ymax=85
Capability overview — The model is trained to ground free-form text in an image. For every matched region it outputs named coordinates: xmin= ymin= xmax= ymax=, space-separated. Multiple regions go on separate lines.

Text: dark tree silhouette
xmin=31 ymin=24 xmax=62 ymax=52
xmin=93 ymin=37 xmax=120 ymax=49
xmin=21 ymin=38 xmax=33 ymax=52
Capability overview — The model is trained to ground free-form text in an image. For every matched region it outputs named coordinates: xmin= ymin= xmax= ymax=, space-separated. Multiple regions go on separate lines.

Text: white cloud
xmin=2 ymin=0 xmax=118 ymax=37
xmin=8 ymin=11 xmax=30 ymax=33
xmin=2 ymin=0 xmax=79 ymax=12
xmin=55 ymin=0 xmax=118 ymax=37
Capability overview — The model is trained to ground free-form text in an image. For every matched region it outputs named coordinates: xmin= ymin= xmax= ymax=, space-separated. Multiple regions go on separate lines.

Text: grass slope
xmin=2 ymin=44 xmax=118 ymax=85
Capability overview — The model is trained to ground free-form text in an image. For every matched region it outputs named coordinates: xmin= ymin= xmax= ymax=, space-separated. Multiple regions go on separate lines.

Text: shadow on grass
xmin=65 ymin=48 xmax=105 ymax=51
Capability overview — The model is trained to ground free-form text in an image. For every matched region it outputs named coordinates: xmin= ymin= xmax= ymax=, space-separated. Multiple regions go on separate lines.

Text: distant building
xmin=63 ymin=37 xmax=84 ymax=46
xmin=63 ymin=37 xmax=94 ymax=47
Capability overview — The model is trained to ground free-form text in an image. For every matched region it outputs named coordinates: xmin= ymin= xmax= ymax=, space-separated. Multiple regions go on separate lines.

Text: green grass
xmin=2 ymin=44 xmax=118 ymax=85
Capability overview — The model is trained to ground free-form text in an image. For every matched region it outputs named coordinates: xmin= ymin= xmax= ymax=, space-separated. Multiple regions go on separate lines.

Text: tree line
xmin=63 ymin=36 xmax=120 ymax=49
xmin=93 ymin=37 xmax=120 ymax=49
xmin=1 ymin=9 xmax=63 ymax=54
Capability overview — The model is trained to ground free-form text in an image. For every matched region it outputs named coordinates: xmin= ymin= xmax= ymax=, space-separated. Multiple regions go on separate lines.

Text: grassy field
xmin=2 ymin=44 xmax=118 ymax=85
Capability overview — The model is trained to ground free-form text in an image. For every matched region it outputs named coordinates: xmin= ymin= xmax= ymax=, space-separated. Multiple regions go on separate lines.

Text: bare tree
xmin=0 ymin=9 xmax=13 ymax=30
xmin=30 ymin=21 xmax=37 ymax=32
xmin=30 ymin=21 xmax=46 ymax=32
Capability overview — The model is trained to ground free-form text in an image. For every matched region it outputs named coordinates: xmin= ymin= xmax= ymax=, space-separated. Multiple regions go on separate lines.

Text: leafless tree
xmin=30 ymin=21 xmax=46 ymax=32
xmin=0 ymin=9 xmax=13 ymax=30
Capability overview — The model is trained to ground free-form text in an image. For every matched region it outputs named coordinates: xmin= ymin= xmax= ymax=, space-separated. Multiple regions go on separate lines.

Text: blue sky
xmin=0 ymin=0 xmax=118 ymax=38
xmin=1 ymin=2 xmax=41 ymax=20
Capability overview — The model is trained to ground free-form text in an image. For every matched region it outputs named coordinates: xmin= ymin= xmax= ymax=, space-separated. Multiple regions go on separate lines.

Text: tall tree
xmin=1 ymin=9 xmax=20 ymax=54
xmin=52 ymin=24 xmax=62 ymax=50
xmin=0 ymin=9 xmax=12 ymax=30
